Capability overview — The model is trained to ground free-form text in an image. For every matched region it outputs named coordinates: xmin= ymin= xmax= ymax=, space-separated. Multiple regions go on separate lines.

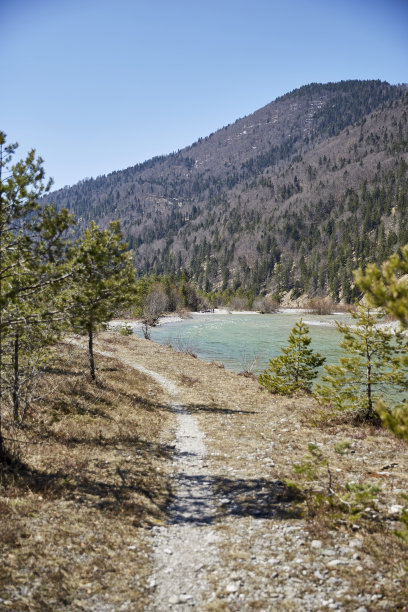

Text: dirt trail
xmin=70 ymin=334 xmax=408 ymax=611
xmin=149 ymin=386 xmax=219 ymax=610
xmin=109 ymin=351 xmax=220 ymax=609
xmin=68 ymin=338 xmax=219 ymax=609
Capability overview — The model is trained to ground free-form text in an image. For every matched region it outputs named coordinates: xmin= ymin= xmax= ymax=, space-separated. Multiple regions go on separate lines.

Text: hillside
xmin=48 ymin=80 xmax=408 ymax=301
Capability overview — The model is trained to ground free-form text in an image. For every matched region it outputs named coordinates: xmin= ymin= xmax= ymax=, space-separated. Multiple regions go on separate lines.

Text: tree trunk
xmin=366 ymin=361 xmax=372 ymax=416
xmin=89 ymin=329 xmax=96 ymax=381
xmin=365 ymin=339 xmax=373 ymax=418
xmin=0 ymin=137 xmax=4 ymax=454
xmin=12 ymin=328 xmax=19 ymax=421
xmin=0 ymin=323 xmax=2 ymax=452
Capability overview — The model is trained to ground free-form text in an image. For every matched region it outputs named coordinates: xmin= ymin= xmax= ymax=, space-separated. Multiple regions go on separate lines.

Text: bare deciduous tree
xmin=141 ymin=286 xmax=169 ymax=339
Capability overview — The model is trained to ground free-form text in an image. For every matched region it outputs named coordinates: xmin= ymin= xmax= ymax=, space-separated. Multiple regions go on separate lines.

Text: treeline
xmin=148 ymin=153 xmax=408 ymax=301
xmin=273 ymin=158 xmax=408 ymax=302
xmin=131 ymin=272 xmax=284 ymax=322
xmin=0 ymin=133 xmax=136 ymax=457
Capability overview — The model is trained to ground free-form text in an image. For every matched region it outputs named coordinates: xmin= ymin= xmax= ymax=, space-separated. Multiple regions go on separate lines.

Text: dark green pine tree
xmin=67 ymin=221 xmax=136 ymax=380
xmin=259 ymin=319 xmax=325 ymax=394
xmin=0 ymin=132 xmax=74 ymax=443
xmin=355 ymin=247 xmax=408 ymax=437
xmin=315 ymin=304 xmax=407 ymax=420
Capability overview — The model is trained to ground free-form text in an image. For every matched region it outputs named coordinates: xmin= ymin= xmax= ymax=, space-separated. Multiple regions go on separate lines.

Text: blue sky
xmin=1 ymin=0 xmax=407 ymax=190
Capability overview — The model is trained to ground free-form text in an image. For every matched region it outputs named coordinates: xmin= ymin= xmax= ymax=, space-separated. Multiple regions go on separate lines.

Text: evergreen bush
xmin=259 ymin=319 xmax=325 ymax=394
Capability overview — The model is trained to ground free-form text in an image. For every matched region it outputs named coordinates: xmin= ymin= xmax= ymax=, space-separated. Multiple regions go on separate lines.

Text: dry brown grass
xmin=3 ymin=332 xmax=407 ymax=609
xmin=0 ymin=340 xmax=173 ymax=611
xmin=93 ymin=333 xmax=408 ymax=609
xmin=196 ymin=382 xmax=408 ymax=608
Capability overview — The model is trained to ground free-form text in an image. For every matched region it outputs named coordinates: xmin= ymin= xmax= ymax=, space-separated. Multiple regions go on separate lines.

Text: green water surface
xmin=133 ymin=312 xmax=351 ymax=375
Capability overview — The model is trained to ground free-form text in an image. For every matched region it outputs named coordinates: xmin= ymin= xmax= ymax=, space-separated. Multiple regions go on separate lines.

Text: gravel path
xmin=149 ymin=391 xmax=219 ymax=610
xmin=114 ymin=360 xmax=220 ymax=609
xmin=67 ymin=339 xmax=219 ymax=609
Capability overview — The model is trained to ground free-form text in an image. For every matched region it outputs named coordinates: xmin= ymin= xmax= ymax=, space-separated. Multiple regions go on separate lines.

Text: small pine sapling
xmin=315 ymin=305 xmax=407 ymax=420
xmin=355 ymin=247 xmax=408 ymax=439
xmin=259 ymin=319 xmax=325 ymax=394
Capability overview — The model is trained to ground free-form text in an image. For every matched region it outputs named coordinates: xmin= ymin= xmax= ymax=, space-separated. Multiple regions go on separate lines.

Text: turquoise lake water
xmin=132 ymin=312 xmax=352 ymax=374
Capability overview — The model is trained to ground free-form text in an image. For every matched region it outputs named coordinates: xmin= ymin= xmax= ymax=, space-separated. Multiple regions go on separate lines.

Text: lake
xmin=130 ymin=311 xmax=351 ymax=375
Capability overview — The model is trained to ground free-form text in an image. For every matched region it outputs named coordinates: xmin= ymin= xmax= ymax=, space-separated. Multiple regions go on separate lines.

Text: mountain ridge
xmin=47 ymin=80 xmax=408 ymax=301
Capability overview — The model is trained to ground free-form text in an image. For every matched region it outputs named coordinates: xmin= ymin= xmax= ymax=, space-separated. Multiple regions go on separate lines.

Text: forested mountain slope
xmin=48 ymin=80 xmax=408 ymax=300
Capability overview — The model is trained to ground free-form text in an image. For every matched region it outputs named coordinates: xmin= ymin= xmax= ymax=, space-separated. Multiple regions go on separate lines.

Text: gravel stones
xmin=149 ymin=375 xmax=219 ymax=611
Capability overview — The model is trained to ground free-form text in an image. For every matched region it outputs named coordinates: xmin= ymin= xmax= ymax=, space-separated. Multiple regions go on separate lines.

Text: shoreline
xmin=108 ymin=307 xmax=322 ymax=331
xmin=108 ymin=307 xmax=401 ymax=334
